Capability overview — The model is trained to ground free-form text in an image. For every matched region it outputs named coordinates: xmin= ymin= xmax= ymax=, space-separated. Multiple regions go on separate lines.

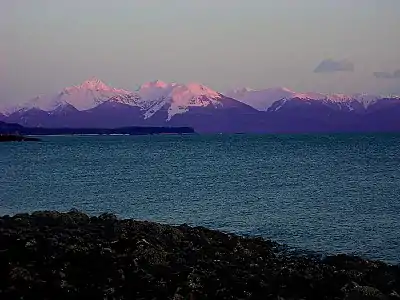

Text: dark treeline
xmin=0 ymin=121 xmax=195 ymax=136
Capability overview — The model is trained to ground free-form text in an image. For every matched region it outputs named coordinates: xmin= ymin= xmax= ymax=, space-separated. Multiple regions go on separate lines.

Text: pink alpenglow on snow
xmin=2 ymin=78 xmax=400 ymax=133
xmin=3 ymin=78 xmax=130 ymax=115
xmin=167 ymin=83 xmax=222 ymax=120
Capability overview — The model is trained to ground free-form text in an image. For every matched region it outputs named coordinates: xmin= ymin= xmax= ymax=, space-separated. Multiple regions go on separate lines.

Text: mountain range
xmin=1 ymin=78 xmax=400 ymax=133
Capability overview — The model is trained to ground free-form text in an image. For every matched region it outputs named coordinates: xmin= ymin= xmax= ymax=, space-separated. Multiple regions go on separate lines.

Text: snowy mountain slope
xmin=1 ymin=79 xmax=256 ymax=129
xmin=164 ymin=83 xmax=222 ymax=120
xmin=225 ymin=87 xmax=390 ymax=111
xmin=3 ymin=78 xmax=130 ymax=115
xmin=3 ymin=78 xmax=397 ymax=117
xmin=0 ymin=102 xmax=11 ymax=116
xmin=2 ymin=78 xmax=400 ymax=133
xmin=111 ymin=81 xmax=224 ymax=121
xmin=225 ymin=87 xmax=297 ymax=111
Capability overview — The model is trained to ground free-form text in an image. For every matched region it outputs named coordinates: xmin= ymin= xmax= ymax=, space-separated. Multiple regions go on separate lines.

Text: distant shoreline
xmin=0 ymin=120 xmax=196 ymax=136
xmin=0 ymin=134 xmax=41 ymax=142
xmin=0 ymin=210 xmax=398 ymax=299
xmin=26 ymin=132 xmax=196 ymax=137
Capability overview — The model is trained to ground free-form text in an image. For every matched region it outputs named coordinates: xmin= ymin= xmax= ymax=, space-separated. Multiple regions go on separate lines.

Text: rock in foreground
xmin=0 ymin=211 xmax=398 ymax=299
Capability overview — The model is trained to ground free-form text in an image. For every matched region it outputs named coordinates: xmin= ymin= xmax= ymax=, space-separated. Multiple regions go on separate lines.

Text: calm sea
xmin=1 ymin=134 xmax=399 ymax=263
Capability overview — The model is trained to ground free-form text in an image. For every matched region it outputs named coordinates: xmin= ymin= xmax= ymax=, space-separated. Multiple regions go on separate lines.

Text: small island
xmin=0 ymin=134 xmax=41 ymax=142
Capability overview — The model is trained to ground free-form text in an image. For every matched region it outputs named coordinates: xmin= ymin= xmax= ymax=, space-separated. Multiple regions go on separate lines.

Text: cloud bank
xmin=314 ymin=59 xmax=355 ymax=73
xmin=373 ymin=70 xmax=400 ymax=79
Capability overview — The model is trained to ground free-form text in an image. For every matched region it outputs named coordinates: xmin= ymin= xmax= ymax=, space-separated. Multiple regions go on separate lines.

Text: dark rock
xmin=344 ymin=283 xmax=387 ymax=300
xmin=389 ymin=291 xmax=400 ymax=299
xmin=0 ymin=210 xmax=399 ymax=300
xmin=98 ymin=212 xmax=118 ymax=222
xmin=66 ymin=209 xmax=90 ymax=224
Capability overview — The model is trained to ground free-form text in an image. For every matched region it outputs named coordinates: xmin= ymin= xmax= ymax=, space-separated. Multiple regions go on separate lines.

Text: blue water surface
xmin=1 ymin=134 xmax=399 ymax=263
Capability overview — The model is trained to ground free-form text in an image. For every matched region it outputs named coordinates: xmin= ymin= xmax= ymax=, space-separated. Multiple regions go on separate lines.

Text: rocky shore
xmin=0 ymin=211 xmax=398 ymax=299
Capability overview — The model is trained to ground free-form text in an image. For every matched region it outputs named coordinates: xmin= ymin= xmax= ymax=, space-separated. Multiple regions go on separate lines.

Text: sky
xmin=1 ymin=0 xmax=400 ymax=105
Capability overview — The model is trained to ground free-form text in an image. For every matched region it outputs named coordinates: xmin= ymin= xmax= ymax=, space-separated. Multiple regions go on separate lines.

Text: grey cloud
xmin=314 ymin=59 xmax=355 ymax=73
xmin=373 ymin=70 xmax=400 ymax=79
xmin=373 ymin=72 xmax=394 ymax=79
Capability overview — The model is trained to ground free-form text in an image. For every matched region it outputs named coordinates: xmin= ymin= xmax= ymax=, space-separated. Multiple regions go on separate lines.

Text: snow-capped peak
xmin=139 ymin=80 xmax=171 ymax=89
xmin=132 ymin=82 xmax=222 ymax=120
xmin=163 ymin=83 xmax=221 ymax=120
xmin=75 ymin=77 xmax=110 ymax=90
xmin=4 ymin=78 xmax=131 ymax=114
xmin=60 ymin=79 xmax=130 ymax=110
xmin=225 ymin=86 xmax=393 ymax=111
xmin=65 ymin=77 xmax=129 ymax=94
xmin=172 ymin=83 xmax=220 ymax=98
xmin=136 ymin=80 xmax=175 ymax=101
xmin=3 ymin=78 xmax=399 ymax=119
xmin=225 ymin=87 xmax=296 ymax=111
xmin=231 ymin=87 xmax=254 ymax=93
xmin=108 ymin=81 xmax=223 ymax=120
xmin=114 ymin=81 xmax=223 ymax=120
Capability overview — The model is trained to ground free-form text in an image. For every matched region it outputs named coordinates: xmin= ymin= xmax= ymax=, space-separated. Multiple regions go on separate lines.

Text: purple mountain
xmin=2 ymin=79 xmax=400 ymax=133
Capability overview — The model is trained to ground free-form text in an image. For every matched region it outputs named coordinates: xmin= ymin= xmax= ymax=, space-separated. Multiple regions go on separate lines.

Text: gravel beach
xmin=0 ymin=210 xmax=399 ymax=299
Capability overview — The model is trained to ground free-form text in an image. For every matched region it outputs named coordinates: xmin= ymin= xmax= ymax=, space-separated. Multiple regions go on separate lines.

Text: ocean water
xmin=1 ymin=134 xmax=400 ymax=264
